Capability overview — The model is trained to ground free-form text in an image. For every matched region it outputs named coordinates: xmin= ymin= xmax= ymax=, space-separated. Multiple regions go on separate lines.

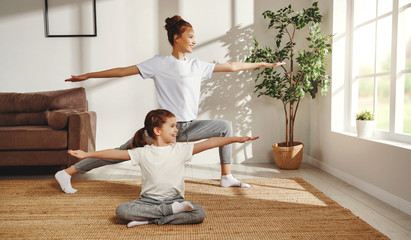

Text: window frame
xmin=345 ymin=0 xmax=411 ymax=144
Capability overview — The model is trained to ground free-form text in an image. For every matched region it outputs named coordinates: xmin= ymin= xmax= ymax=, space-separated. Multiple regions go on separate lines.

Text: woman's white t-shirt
xmin=137 ymin=55 xmax=215 ymax=121
xmin=127 ymin=143 xmax=194 ymax=201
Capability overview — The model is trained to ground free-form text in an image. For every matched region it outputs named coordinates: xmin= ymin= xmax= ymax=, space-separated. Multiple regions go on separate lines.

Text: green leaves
xmin=247 ymin=2 xmax=331 ymax=146
xmin=356 ymin=110 xmax=375 ymax=121
xmin=247 ymin=2 xmax=332 ymax=104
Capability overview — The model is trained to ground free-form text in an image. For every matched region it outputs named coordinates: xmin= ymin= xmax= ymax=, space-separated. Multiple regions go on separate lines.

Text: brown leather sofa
xmin=0 ymin=87 xmax=96 ymax=167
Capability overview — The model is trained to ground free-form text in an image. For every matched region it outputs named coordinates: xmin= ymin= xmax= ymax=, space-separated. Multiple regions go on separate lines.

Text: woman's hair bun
xmin=165 ymin=15 xmax=183 ymax=31
xmin=164 ymin=15 xmax=192 ymax=45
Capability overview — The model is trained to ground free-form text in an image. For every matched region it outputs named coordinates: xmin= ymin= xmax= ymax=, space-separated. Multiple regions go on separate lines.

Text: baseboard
xmin=307 ymin=156 xmax=411 ymax=216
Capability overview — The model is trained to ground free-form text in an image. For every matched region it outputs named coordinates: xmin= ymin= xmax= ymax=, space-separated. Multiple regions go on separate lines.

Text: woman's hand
xmin=214 ymin=62 xmax=286 ymax=72
xmin=68 ymin=150 xmax=88 ymax=160
xmin=237 ymin=136 xmax=260 ymax=143
xmin=65 ymin=75 xmax=88 ymax=82
xmin=262 ymin=62 xmax=286 ymax=68
xmin=65 ymin=66 xmax=140 ymax=82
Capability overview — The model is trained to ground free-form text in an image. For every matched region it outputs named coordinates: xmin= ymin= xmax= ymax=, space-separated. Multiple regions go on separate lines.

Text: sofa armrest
xmin=68 ymin=111 xmax=96 ymax=166
xmin=48 ymin=109 xmax=79 ymax=130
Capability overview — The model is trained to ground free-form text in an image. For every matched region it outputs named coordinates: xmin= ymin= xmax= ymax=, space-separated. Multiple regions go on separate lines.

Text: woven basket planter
xmin=272 ymin=142 xmax=304 ymax=170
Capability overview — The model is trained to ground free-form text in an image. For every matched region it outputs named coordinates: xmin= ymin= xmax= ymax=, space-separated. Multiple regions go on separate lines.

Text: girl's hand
xmin=65 ymin=75 xmax=88 ymax=82
xmin=263 ymin=62 xmax=286 ymax=68
xmin=68 ymin=150 xmax=88 ymax=159
xmin=193 ymin=136 xmax=260 ymax=155
xmin=238 ymin=136 xmax=260 ymax=143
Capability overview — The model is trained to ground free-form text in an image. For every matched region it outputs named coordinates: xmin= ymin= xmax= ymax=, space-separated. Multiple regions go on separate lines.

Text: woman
xmin=57 ymin=15 xmax=284 ymax=194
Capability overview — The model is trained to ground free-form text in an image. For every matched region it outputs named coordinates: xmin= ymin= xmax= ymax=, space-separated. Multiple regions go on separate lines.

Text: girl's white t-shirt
xmin=137 ymin=55 xmax=215 ymax=121
xmin=127 ymin=143 xmax=194 ymax=201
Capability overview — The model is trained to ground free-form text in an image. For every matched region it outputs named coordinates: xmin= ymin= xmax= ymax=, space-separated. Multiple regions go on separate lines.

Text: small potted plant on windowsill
xmin=356 ymin=110 xmax=375 ymax=138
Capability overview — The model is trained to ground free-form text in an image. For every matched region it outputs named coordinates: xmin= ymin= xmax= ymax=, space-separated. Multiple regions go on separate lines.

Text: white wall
xmin=0 ymin=0 xmax=312 ymax=164
xmin=310 ymin=0 xmax=411 ymax=215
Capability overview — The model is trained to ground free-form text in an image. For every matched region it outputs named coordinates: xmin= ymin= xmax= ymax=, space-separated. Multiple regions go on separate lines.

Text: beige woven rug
xmin=0 ymin=178 xmax=388 ymax=239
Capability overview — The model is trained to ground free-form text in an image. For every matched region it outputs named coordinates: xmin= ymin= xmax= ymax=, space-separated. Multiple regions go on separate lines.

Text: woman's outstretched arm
xmin=192 ymin=136 xmax=259 ymax=155
xmin=65 ymin=65 xmax=140 ymax=82
xmin=68 ymin=149 xmax=131 ymax=160
xmin=213 ymin=62 xmax=285 ymax=73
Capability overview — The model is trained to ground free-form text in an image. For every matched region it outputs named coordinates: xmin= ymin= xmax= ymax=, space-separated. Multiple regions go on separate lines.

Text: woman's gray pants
xmin=74 ymin=119 xmax=233 ymax=172
xmin=116 ymin=194 xmax=206 ymax=225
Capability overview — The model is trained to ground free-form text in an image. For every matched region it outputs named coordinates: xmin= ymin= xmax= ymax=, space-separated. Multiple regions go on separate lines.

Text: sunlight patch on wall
xmin=234 ymin=0 xmax=254 ymax=27
xmin=179 ymin=0 xmax=230 ymax=45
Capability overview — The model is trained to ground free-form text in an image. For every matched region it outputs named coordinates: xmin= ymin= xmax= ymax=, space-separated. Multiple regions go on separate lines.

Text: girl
xmin=58 ymin=15 xmax=283 ymax=193
xmin=67 ymin=109 xmax=259 ymax=228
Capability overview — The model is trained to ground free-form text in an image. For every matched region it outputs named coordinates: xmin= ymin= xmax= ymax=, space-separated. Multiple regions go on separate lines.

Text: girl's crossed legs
xmin=116 ymin=194 xmax=206 ymax=227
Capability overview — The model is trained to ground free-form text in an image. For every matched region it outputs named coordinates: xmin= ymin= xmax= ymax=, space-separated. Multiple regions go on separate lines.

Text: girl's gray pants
xmin=74 ymin=119 xmax=233 ymax=172
xmin=116 ymin=194 xmax=206 ymax=225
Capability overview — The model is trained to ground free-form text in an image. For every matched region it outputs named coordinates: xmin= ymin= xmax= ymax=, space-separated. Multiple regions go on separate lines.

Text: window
xmin=333 ymin=0 xmax=411 ymax=144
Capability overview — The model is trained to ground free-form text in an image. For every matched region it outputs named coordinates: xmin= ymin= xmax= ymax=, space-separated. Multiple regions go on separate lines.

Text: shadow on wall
xmin=199 ymin=25 xmax=284 ymax=163
xmin=199 ymin=25 xmax=254 ymax=163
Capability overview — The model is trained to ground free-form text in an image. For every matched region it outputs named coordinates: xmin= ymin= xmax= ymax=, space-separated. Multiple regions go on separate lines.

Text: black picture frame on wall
xmin=45 ymin=0 xmax=97 ymax=37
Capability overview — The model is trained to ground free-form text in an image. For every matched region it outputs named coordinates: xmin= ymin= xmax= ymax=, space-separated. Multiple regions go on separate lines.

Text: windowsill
xmin=332 ymin=130 xmax=411 ymax=150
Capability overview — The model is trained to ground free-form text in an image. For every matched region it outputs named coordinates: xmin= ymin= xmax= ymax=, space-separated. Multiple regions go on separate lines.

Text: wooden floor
xmin=1 ymin=162 xmax=410 ymax=239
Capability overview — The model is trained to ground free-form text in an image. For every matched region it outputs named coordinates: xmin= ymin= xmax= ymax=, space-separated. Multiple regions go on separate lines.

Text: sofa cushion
xmin=0 ymin=93 xmax=49 ymax=113
xmin=0 ymin=87 xmax=88 ymax=114
xmin=0 ymin=112 xmax=49 ymax=126
xmin=48 ymin=109 xmax=78 ymax=130
xmin=0 ymin=126 xmax=67 ymax=150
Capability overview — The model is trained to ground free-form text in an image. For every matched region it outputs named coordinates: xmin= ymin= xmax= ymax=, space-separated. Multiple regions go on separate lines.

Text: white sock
xmin=171 ymin=201 xmax=194 ymax=214
xmin=55 ymin=170 xmax=77 ymax=194
xmin=127 ymin=221 xmax=149 ymax=228
xmin=220 ymin=174 xmax=250 ymax=188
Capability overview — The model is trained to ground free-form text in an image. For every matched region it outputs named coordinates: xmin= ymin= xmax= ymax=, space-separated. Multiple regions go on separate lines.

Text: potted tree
xmin=355 ymin=110 xmax=375 ymax=138
xmin=246 ymin=2 xmax=333 ymax=169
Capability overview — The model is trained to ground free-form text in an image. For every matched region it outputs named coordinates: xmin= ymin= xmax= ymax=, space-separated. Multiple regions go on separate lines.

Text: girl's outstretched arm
xmin=193 ymin=136 xmax=259 ymax=155
xmin=213 ymin=62 xmax=285 ymax=73
xmin=68 ymin=149 xmax=131 ymax=160
xmin=65 ymin=65 xmax=140 ymax=82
